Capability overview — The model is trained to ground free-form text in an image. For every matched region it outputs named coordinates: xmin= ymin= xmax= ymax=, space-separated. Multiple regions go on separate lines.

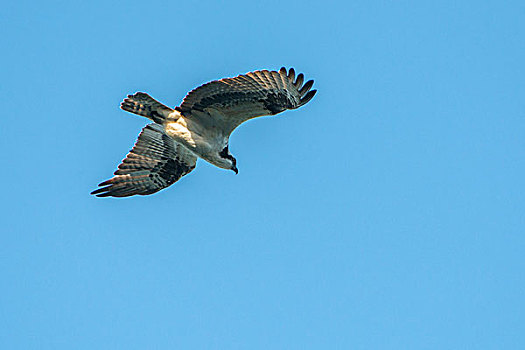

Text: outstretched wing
xmin=91 ymin=123 xmax=197 ymax=197
xmin=176 ymin=67 xmax=316 ymax=134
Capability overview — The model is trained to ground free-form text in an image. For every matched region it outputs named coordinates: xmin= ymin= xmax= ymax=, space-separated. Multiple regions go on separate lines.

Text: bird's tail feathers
xmin=121 ymin=92 xmax=174 ymax=124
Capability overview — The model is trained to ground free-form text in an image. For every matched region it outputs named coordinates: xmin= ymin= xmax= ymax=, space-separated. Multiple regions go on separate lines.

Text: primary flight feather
xmin=91 ymin=67 xmax=317 ymax=197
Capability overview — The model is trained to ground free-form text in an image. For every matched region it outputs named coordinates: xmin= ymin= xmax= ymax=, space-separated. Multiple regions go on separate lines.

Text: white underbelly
xmin=164 ymin=120 xmax=228 ymax=168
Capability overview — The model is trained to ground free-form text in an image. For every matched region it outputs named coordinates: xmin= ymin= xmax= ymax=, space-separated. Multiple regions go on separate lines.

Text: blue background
xmin=2 ymin=1 xmax=524 ymax=348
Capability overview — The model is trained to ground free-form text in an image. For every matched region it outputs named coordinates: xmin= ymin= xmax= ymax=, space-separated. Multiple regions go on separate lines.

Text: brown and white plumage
xmin=176 ymin=67 xmax=316 ymax=135
xmin=92 ymin=67 xmax=316 ymax=197
xmin=91 ymin=124 xmax=196 ymax=197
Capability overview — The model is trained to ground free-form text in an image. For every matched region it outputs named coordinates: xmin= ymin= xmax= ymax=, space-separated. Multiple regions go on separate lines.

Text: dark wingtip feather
xmin=91 ymin=185 xmax=125 ymax=197
xmin=91 ymin=186 xmax=134 ymax=197
xmin=288 ymin=68 xmax=295 ymax=81
xmin=294 ymin=73 xmax=304 ymax=87
xmin=90 ymin=187 xmax=107 ymax=195
xmin=90 ymin=178 xmax=115 ymax=196
xmin=98 ymin=179 xmax=113 ymax=187
xmin=279 ymin=67 xmax=287 ymax=75
xmin=95 ymin=191 xmax=112 ymax=197
xmin=300 ymin=89 xmax=317 ymax=106
xmin=299 ymin=80 xmax=314 ymax=96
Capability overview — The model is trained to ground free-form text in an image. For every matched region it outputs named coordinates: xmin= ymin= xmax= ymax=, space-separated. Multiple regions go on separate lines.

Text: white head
xmin=218 ymin=145 xmax=238 ymax=174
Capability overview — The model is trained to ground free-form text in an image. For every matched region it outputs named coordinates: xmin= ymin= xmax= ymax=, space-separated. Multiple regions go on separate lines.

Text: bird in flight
xmin=91 ymin=67 xmax=317 ymax=197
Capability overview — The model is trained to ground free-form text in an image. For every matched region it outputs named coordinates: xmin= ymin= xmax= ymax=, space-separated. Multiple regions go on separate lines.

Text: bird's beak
xmin=232 ymin=166 xmax=238 ymax=175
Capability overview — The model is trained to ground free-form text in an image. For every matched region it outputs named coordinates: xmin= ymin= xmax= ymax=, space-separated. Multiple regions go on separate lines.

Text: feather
xmin=91 ymin=124 xmax=196 ymax=197
xmin=177 ymin=67 xmax=316 ymax=134
xmin=287 ymin=68 xmax=295 ymax=82
xmin=294 ymin=73 xmax=304 ymax=88
xmin=299 ymin=80 xmax=314 ymax=96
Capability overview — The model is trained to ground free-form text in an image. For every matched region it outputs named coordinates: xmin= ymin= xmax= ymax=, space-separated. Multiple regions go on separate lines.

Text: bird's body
xmin=164 ymin=110 xmax=231 ymax=169
xmin=92 ymin=67 xmax=316 ymax=197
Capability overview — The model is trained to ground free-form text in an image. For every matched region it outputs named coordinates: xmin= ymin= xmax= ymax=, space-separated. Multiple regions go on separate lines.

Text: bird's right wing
xmin=177 ymin=67 xmax=316 ymax=135
xmin=91 ymin=123 xmax=196 ymax=197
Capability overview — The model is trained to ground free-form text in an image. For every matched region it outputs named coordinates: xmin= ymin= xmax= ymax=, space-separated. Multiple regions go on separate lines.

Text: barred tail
xmin=120 ymin=92 xmax=174 ymax=124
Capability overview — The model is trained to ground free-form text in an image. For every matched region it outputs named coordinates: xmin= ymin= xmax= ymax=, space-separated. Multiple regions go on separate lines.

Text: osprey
xmin=91 ymin=67 xmax=316 ymax=197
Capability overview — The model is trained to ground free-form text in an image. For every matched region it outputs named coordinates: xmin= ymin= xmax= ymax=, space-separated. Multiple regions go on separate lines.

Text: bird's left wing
xmin=177 ymin=67 xmax=316 ymax=134
xmin=91 ymin=123 xmax=196 ymax=197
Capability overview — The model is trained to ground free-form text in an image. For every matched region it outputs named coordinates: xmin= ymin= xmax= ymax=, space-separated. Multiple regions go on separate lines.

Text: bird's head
xmin=219 ymin=145 xmax=238 ymax=174
xmin=231 ymin=157 xmax=238 ymax=174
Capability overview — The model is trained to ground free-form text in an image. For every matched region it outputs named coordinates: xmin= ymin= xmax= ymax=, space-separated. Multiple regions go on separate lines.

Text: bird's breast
xmin=164 ymin=118 xmax=226 ymax=158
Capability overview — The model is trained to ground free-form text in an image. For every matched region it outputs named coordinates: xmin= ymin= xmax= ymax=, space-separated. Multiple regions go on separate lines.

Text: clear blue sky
xmin=2 ymin=0 xmax=524 ymax=348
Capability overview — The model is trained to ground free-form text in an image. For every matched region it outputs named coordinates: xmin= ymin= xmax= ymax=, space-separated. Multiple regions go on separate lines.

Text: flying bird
xmin=91 ymin=67 xmax=317 ymax=197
